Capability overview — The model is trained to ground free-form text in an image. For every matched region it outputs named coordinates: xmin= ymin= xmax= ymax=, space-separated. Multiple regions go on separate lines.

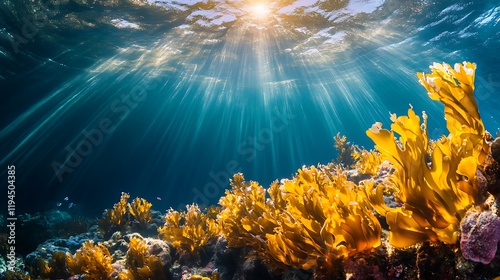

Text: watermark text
xmin=6 ymin=165 xmax=17 ymax=272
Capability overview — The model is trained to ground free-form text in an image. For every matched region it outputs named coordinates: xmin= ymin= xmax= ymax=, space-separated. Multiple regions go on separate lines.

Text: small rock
xmin=460 ymin=210 xmax=500 ymax=264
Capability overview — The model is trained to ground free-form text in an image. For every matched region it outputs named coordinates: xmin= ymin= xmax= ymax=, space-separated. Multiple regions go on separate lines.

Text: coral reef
xmin=5 ymin=210 xmax=75 ymax=256
xmin=415 ymin=242 xmax=456 ymax=279
xmin=52 ymin=216 xmax=94 ymax=239
xmin=483 ymin=158 xmax=500 ymax=197
xmin=343 ymin=256 xmax=384 ymax=280
xmin=32 ymin=251 xmax=69 ymax=279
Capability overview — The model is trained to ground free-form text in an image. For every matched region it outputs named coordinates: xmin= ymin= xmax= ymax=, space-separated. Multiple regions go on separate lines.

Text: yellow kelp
xmin=266 ymin=165 xmax=381 ymax=269
xmin=353 ymin=148 xmax=382 ymax=175
xmin=365 ymin=62 xmax=490 ymax=247
xmin=333 ymin=132 xmax=357 ymax=168
xmin=128 ymin=197 xmax=153 ymax=228
xmin=158 ymin=204 xmax=219 ymax=254
xmin=66 ymin=241 xmax=114 ymax=280
xmin=218 ymin=168 xmax=381 ymax=270
xmin=333 ymin=133 xmax=381 ymax=175
xmin=99 ymin=192 xmax=130 ymax=233
xmin=217 ymin=173 xmax=281 ymax=255
xmin=418 ymin=62 xmax=489 ymax=164
xmin=118 ymin=237 xmax=165 ymax=280
xmin=99 ymin=193 xmax=154 ymax=233
xmin=33 ymin=252 xmax=68 ymax=279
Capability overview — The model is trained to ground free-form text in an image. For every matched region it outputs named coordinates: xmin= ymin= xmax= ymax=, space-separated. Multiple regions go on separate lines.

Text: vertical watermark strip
xmin=6 ymin=165 xmax=17 ymax=272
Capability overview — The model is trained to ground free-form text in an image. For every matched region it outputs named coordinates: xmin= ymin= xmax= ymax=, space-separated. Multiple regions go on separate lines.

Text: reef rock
xmin=460 ymin=210 xmax=500 ymax=264
xmin=492 ymin=137 xmax=500 ymax=163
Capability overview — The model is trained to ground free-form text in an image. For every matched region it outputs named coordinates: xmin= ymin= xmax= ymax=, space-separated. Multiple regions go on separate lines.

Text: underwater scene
xmin=1 ymin=0 xmax=500 ymax=279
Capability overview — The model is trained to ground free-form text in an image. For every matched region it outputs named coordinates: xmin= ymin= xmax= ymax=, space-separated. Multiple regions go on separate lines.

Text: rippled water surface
xmin=1 ymin=0 xmax=499 ymax=215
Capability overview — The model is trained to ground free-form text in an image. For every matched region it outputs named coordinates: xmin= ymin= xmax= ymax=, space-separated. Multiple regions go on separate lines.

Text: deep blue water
xmin=1 ymin=0 xmax=499 ymax=217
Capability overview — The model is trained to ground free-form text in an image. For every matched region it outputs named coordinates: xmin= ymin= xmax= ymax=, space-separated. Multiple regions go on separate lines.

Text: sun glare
xmin=251 ymin=3 xmax=270 ymax=18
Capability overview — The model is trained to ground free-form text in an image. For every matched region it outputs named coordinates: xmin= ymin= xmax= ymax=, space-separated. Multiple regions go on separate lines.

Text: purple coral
xmin=460 ymin=210 xmax=500 ymax=264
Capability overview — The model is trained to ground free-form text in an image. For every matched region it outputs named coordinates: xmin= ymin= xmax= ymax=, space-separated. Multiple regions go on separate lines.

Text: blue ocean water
xmin=0 ymin=0 xmax=499 ymax=217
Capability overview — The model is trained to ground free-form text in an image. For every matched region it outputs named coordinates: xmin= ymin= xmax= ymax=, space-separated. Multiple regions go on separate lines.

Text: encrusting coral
xmin=365 ymin=62 xmax=491 ymax=247
xmin=158 ymin=204 xmax=219 ymax=254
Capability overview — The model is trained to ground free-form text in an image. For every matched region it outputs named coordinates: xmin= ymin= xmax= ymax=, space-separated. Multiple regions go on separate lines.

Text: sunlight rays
xmin=0 ymin=0 xmax=440 ymax=208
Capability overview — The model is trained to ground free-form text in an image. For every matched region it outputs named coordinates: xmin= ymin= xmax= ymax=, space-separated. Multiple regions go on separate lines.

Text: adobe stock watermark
xmin=187 ymin=107 xmax=296 ymax=208
xmin=8 ymin=0 xmax=61 ymax=53
xmin=6 ymin=165 xmax=17 ymax=272
xmin=51 ymin=77 xmax=161 ymax=182
xmin=475 ymin=73 xmax=500 ymax=101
